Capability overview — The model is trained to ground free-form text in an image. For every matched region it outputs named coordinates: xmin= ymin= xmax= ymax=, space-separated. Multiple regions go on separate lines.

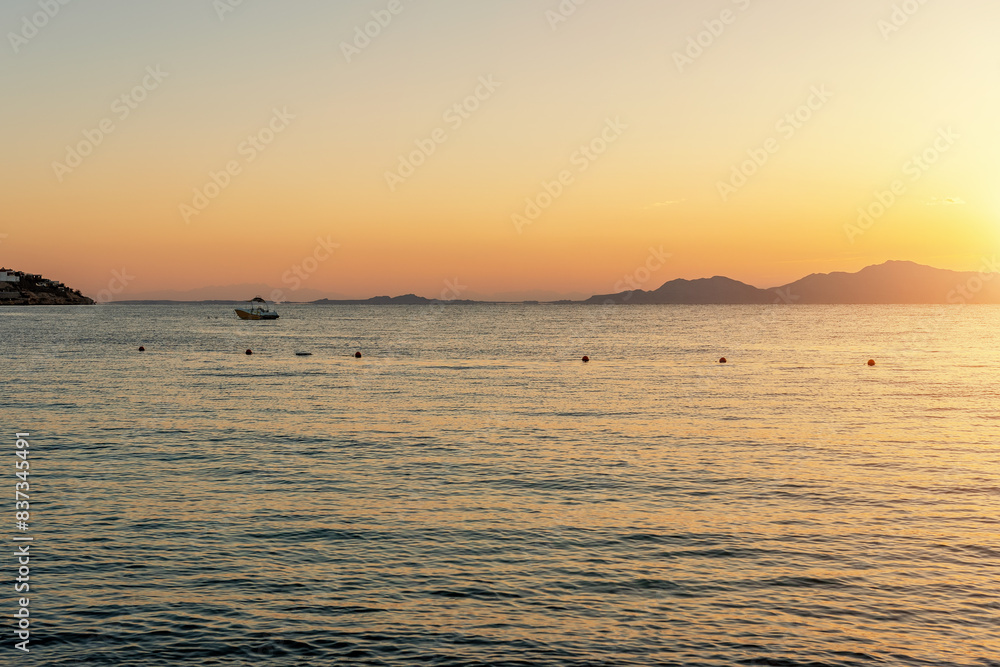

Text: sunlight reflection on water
xmin=2 ymin=304 xmax=998 ymax=665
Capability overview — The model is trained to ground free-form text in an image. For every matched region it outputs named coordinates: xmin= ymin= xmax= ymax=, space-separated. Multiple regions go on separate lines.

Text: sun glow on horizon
xmin=2 ymin=0 xmax=998 ymax=299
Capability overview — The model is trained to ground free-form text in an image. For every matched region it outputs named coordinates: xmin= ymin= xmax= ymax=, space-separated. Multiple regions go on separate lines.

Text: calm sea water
xmin=2 ymin=304 xmax=998 ymax=666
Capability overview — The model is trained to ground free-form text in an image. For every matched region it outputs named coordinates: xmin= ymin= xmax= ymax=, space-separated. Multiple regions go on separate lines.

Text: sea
xmin=2 ymin=304 xmax=998 ymax=666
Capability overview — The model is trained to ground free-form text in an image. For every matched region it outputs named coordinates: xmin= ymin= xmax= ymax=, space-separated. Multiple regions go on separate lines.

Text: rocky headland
xmin=0 ymin=268 xmax=94 ymax=305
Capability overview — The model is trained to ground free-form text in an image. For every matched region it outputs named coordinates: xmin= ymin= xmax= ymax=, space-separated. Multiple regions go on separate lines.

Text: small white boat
xmin=235 ymin=296 xmax=279 ymax=320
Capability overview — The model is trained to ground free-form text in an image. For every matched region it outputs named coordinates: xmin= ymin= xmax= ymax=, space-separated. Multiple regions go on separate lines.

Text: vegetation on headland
xmin=0 ymin=268 xmax=94 ymax=305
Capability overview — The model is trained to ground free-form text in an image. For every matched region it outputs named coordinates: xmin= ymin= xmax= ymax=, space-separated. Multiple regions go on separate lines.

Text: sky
xmin=2 ymin=0 xmax=998 ymax=301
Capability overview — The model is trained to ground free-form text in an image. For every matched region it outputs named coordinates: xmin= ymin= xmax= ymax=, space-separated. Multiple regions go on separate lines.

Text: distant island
xmin=11 ymin=260 xmax=1000 ymax=307
xmin=314 ymin=262 xmax=1000 ymax=305
xmin=0 ymin=268 xmax=93 ymax=305
xmin=309 ymin=294 xmax=481 ymax=306
xmin=587 ymin=261 xmax=1000 ymax=305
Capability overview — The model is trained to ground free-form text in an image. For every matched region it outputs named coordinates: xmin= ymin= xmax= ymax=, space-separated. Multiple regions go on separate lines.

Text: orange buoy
xmin=867 ymin=359 xmax=876 ymax=366
xmin=355 ymin=351 xmax=362 ymax=358
xmin=719 ymin=357 xmax=727 ymax=364
xmin=246 ymin=349 xmax=253 ymax=355
xmin=582 ymin=355 xmax=589 ymax=362
xmin=138 ymin=346 xmax=145 ymax=352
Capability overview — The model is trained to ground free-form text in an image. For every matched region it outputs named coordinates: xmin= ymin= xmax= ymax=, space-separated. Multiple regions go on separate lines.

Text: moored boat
xmin=235 ymin=296 xmax=279 ymax=320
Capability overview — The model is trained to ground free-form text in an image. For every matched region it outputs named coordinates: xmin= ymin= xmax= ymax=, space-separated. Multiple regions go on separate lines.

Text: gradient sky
xmin=2 ymin=0 xmax=998 ymax=300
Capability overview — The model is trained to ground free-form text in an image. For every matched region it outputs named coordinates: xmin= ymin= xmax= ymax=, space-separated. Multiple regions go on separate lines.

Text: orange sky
xmin=2 ymin=0 xmax=998 ymax=300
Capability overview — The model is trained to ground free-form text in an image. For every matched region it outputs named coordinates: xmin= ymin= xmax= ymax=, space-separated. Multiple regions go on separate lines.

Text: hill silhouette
xmin=775 ymin=260 xmax=1000 ymax=304
xmin=105 ymin=260 xmax=1000 ymax=305
xmin=587 ymin=276 xmax=774 ymax=304
xmin=588 ymin=261 xmax=1000 ymax=305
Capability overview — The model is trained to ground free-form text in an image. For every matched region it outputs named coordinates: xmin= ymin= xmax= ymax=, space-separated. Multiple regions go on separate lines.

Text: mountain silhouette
xmin=106 ymin=261 xmax=1000 ymax=305
xmin=775 ymin=260 xmax=1000 ymax=304
xmin=588 ymin=276 xmax=773 ymax=304
xmin=588 ymin=261 xmax=1000 ymax=304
